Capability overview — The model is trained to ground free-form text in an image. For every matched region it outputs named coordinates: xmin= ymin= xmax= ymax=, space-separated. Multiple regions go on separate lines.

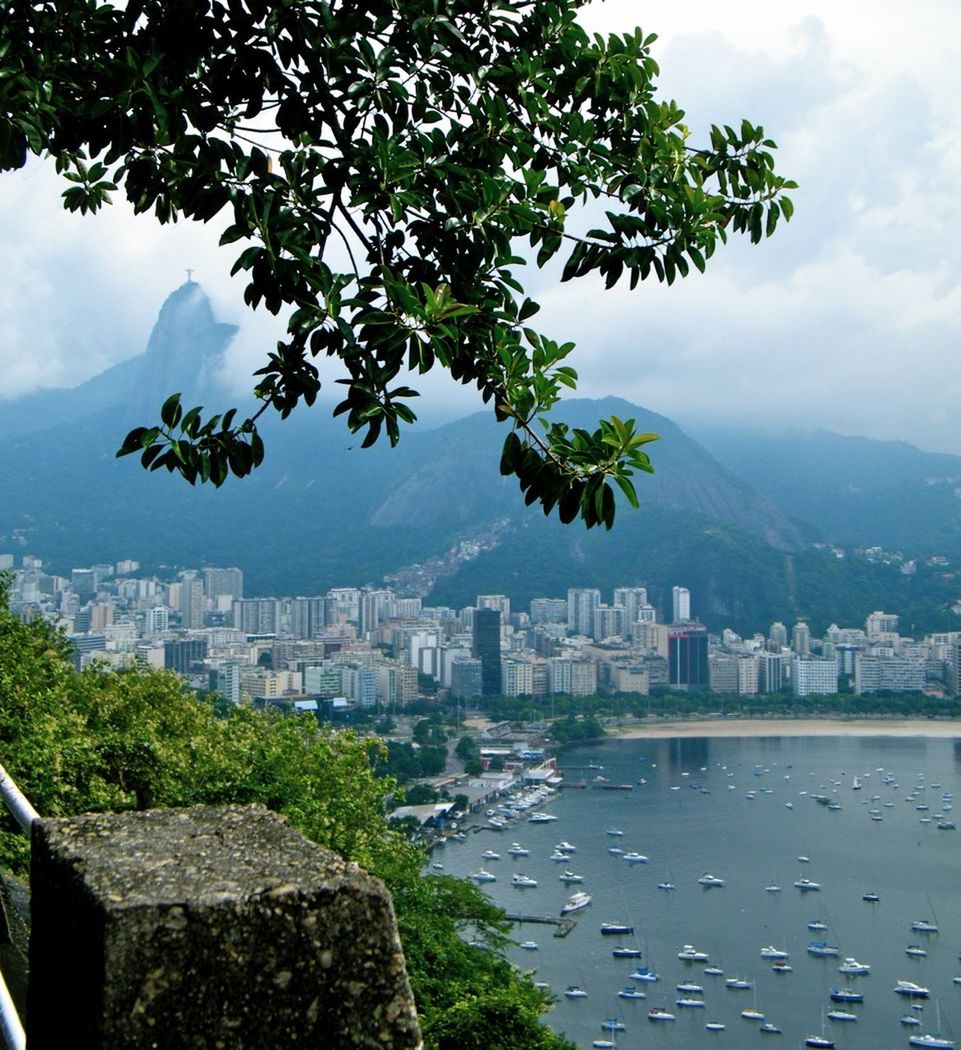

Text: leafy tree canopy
xmin=2 ymin=0 xmax=794 ymax=527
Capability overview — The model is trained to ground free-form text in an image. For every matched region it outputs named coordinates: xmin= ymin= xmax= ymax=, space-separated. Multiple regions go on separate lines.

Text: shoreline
xmin=608 ymin=716 xmax=961 ymax=740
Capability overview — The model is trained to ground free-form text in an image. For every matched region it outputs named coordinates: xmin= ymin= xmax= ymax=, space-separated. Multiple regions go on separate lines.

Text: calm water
xmin=434 ymin=734 xmax=961 ymax=1050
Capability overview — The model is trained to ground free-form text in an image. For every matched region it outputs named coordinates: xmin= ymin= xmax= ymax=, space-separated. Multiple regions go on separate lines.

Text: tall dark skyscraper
xmin=656 ymin=623 xmax=708 ymax=690
xmin=472 ymin=607 xmax=502 ymax=695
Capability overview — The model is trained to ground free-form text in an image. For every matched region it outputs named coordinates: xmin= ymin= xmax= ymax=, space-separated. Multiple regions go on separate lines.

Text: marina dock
xmin=504 ymin=914 xmax=577 ymax=937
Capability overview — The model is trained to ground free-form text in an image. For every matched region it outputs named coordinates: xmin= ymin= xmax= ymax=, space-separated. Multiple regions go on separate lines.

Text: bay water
xmin=434 ymin=733 xmax=961 ymax=1049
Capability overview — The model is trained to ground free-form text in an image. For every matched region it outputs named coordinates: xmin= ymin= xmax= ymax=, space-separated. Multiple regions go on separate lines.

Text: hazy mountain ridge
xmin=697 ymin=426 xmax=961 ymax=557
xmin=2 ymin=284 xmax=960 ymax=634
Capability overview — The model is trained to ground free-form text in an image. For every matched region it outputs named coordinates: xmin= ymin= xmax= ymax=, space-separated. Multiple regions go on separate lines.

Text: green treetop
xmin=2 ymin=0 xmax=794 ymax=528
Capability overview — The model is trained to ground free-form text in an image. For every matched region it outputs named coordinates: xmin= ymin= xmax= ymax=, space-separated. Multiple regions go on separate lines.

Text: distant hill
xmin=2 ymin=284 xmax=960 ymax=636
xmin=693 ymin=426 xmax=961 ymax=557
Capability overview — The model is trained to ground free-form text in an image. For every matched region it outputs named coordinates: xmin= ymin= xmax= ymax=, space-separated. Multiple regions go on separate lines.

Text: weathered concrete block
xmin=28 ymin=804 xmax=422 ymax=1049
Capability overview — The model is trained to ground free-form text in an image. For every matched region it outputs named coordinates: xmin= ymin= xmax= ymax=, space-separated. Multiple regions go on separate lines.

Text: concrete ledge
xmin=28 ymin=804 xmax=422 ymax=1048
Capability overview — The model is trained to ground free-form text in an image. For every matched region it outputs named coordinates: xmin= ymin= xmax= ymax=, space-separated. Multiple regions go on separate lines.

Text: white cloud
xmin=2 ymin=2 xmax=961 ymax=457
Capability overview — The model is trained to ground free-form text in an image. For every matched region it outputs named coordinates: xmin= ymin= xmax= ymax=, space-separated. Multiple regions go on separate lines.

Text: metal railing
xmin=0 ymin=762 xmax=36 ymax=1050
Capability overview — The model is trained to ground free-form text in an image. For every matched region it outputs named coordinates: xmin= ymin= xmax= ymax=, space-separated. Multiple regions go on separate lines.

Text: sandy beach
xmin=611 ymin=717 xmax=961 ymax=739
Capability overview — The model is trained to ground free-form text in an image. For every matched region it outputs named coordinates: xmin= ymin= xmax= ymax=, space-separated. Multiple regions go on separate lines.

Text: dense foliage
xmin=3 ymin=0 xmax=792 ymax=529
xmin=0 ymin=581 xmax=571 ymax=1048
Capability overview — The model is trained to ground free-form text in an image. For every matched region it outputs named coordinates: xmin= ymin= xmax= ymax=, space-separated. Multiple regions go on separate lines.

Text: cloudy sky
xmin=3 ymin=1 xmax=961 ymax=453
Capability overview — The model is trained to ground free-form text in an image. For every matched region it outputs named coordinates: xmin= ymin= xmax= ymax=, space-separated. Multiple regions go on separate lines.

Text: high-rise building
xmin=204 ymin=567 xmax=244 ymax=602
xmin=657 ymin=622 xmax=708 ymax=690
xmin=768 ymin=621 xmax=788 ymax=649
xmin=567 ymin=588 xmax=601 ymax=636
xmin=792 ymin=621 xmax=811 ymax=655
xmin=501 ymin=658 xmax=534 ymax=696
xmin=180 ymin=572 xmax=205 ymax=629
xmin=756 ymin=650 xmax=783 ymax=693
xmin=672 ymin=586 xmax=691 ymax=623
xmin=593 ymin=604 xmax=627 ymax=641
xmin=854 ymin=653 xmax=925 ymax=695
xmin=472 ymin=608 xmax=502 ymax=695
xmin=286 ymin=597 xmax=327 ymax=639
xmin=143 ymin=606 xmax=169 ymax=635
xmin=613 ymin=587 xmax=648 ymax=626
xmin=232 ymin=598 xmax=281 ymax=635
xmin=865 ymin=610 xmax=899 ymax=640
xmin=530 ymin=598 xmax=568 ymax=624
xmin=477 ymin=594 xmax=511 ymax=619
xmin=164 ymin=638 xmax=208 ymax=676
xmin=450 ymin=657 xmax=483 ymax=700
xmin=791 ymin=655 xmax=837 ymax=697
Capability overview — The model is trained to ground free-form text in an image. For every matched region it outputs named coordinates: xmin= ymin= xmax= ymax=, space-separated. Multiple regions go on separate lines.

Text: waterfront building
xmin=791 ymin=655 xmax=838 ymax=697
xmin=854 ymin=653 xmax=926 ymax=695
xmin=657 ymin=622 xmax=708 ymax=690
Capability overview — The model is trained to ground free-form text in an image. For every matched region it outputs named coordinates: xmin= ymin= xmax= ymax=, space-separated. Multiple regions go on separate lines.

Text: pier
xmin=504 ymin=914 xmax=577 ymax=938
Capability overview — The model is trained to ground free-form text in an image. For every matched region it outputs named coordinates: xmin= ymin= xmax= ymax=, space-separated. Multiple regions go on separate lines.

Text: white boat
xmin=677 ymin=997 xmax=706 ymax=1008
xmin=705 ymin=1021 xmax=726 ymax=1031
xmin=612 ymin=945 xmax=642 ymax=958
xmin=527 ymin=811 xmax=557 ymax=823
xmin=554 ymin=840 xmax=577 ymax=853
xmin=617 ymin=986 xmax=646 ymax=999
xmin=760 ymin=946 xmax=789 ymax=959
xmin=906 ymin=945 xmax=928 ymax=957
xmin=765 ymin=883 xmax=782 ymax=893
xmin=912 ymin=919 xmax=940 ymax=933
xmin=481 ymin=849 xmax=500 ymax=860
xmin=698 ymin=873 xmax=726 ymax=887
xmin=772 ymin=962 xmax=793 ymax=973
xmin=487 ymin=816 xmax=507 ymax=829
xmin=725 ymin=978 xmax=753 ymax=990
xmin=630 ymin=967 xmax=659 ymax=982
xmin=507 ymin=843 xmax=529 ymax=857
xmin=896 ymin=981 xmax=930 ymax=998
xmin=600 ymin=1019 xmax=625 ymax=1031
xmin=519 ymin=940 xmax=539 ymax=950
xmin=678 ymin=945 xmax=710 ymax=962
xmin=430 ymin=861 xmax=444 ymax=870
xmin=794 ymin=877 xmax=821 ymax=891
xmin=760 ymin=1023 xmax=782 ymax=1033
xmin=601 ymin=922 xmax=634 ymax=935
xmin=558 ymin=870 xmax=583 ymax=883
xmin=808 ymin=920 xmax=828 ymax=931
xmin=909 ymin=1002 xmax=955 ymax=1047
xmin=647 ymin=1007 xmax=675 ymax=1022
xmin=564 ymin=985 xmax=588 ymax=999
xmin=592 ymin=1042 xmax=615 ymax=1049
xmin=838 ymin=957 xmax=870 ymax=975
xmin=468 ymin=870 xmax=496 ymax=882
xmin=606 ymin=827 xmax=624 ymax=836
xmin=561 ymin=891 xmax=592 ymax=914
xmin=657 ymin=882 xmax=675 ymax=891
xmin=903 ymin=1014 xmax=924 ymax=1027
xmin=623 ymin=852 xmax=648 ymax=864
xmin=826 ymin=1010 xmax=858 ymax=1022
xmin=807 ymin=941 xmax=840 ymax=957
xmin=511 ymin=873 xmax=537 ymax=888
xmin=703 ymin=966 xmax=724 ymax=976
xmin=549 ymin=852 xmax=568 ymax=862
xmin=677 ymin=982 xmax=704 ymax=994
xmin=607 ymin=846 xmax=624 ymax=855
